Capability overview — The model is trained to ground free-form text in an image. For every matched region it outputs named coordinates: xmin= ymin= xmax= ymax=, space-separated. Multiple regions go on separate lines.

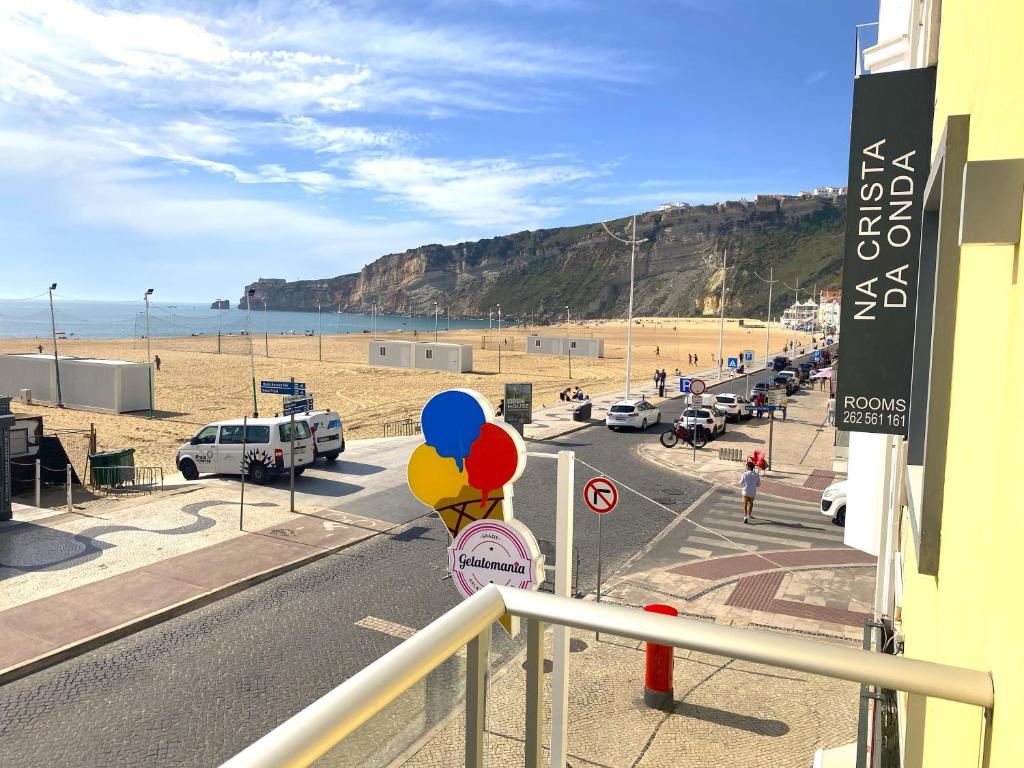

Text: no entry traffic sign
xmin=689 ymin=378 xmax=707 ymax=396
xmin=584 ymin=476 xmax=618 ymax=515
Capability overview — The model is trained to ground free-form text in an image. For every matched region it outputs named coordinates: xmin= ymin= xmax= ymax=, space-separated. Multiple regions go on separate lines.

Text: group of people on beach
xmin=559 ymin=386 xmax=587 ymax=402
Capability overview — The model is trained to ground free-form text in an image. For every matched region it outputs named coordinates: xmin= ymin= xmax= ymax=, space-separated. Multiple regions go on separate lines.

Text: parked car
xmin=772 ymin=356 xmax=792 ymax=371
xmin=781 ymin=368 xmax=803 ymax=385
xmin=798 ymin=362 xmax=815 ymax=380
xmin=713 ymin=393 xmax=754 ymax=422
xmin=772 ymin=374 xmax=799 ymax=396
xmin=297 ymin=409 xmax=345 ymax=462
xmin=820 ymin=480 xmax=848 ymax=526
xmin=678 ymin=407 xmax=726 ymax=438
xmin=176 ymin=415 xmax=314 ymax=483
xmin=606 ymin=399 xmax=662 ymax=431
xmin=750 ymin=381 xmax=772 ymax=400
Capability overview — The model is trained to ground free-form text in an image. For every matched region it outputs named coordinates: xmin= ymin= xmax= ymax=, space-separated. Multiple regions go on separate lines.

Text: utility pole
xmin=47 ymin=283 xmax=63 ymax=407
xmin=753 ymin=267 xmax=779 ymax=375
xmin=601 ymin=215 xmax=646 ymax=400
xmin=565 ymin=305 xmax=569 ymax=330
xmin=144 ymin=288 xmax=154 ymax=418
xmin=245 ymin=289 xmax=258 ymax=416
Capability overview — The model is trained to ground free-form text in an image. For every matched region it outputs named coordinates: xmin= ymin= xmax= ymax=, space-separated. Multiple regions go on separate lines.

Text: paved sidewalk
xmin=637 ymin=381 xmax=843 ymax=503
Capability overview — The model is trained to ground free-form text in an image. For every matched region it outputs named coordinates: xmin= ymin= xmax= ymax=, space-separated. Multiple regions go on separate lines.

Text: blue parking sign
xmin=743 ymin=351 xmax=753 ymax=362
xmin=727 ymin=357 xmax=738 ymax=369
xmin=679 ymin=378 xmax=692 ymax=394
xmin=813 ymin=350 xmax=821 ymax=361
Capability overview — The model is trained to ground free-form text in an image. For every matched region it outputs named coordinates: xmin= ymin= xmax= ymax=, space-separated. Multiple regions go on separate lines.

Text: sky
xmin=0 ymin=0 xmax=877 ymax=301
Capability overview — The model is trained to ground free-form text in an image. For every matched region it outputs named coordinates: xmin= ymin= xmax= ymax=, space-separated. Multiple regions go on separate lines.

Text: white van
xmin=297 ymin=410 xmax=345 ymax=462
xmin=176 ymin=416 xmax=314 ymax=484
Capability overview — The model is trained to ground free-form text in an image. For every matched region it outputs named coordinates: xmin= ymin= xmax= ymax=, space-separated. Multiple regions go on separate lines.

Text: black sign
xmin=835 ymin=68 xmax=935 ymax=435
xmin=503 ymin=383 xmax=533 ymax=425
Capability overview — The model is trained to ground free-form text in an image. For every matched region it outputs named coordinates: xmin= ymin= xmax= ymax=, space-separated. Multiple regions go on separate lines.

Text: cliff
xmin=240 ymin=196 xmax=845 ymax=321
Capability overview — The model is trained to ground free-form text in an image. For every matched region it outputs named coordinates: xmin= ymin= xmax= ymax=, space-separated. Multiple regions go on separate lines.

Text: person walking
xmin=740 ymin=461 xmax=761 ymax=523
xmin=658 ymin=369 xmax=666 ymax=397
xmin=154 ymin=355 xmax=161 ymax=371
xmin=36 ymin=344 xmax=42 ymax=354
xmin=694 ymin=354 xmax=699 ymax=366
xmin=826 ymin=393 xmax=836 ymax=425
xmin=655 ymin=345 xmax=660 ymax=357
xmin=687 ymin=353 xmax=693 ymax=366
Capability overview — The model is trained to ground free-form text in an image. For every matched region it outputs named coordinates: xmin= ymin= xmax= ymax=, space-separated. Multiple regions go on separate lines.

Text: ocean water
xmin=0 ymin=299 xmax=490 ymax=340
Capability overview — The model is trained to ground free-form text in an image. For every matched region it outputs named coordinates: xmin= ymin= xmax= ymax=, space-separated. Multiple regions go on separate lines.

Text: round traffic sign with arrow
xmin=584 ymin=476 xmax=618 ymax=515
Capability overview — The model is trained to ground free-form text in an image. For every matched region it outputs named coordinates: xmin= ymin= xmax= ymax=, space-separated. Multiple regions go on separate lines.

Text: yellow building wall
xmin=899 ymin=0 xmax=1024 ymax=766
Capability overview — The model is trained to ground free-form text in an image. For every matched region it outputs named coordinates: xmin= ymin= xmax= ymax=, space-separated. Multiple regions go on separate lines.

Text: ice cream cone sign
xmin=408 ymin=389 xmax=542 ymax=635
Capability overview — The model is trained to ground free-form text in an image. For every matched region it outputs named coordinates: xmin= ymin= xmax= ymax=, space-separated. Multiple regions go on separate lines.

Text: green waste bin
xmin=90 ymin=448 xmax=136 ymax=487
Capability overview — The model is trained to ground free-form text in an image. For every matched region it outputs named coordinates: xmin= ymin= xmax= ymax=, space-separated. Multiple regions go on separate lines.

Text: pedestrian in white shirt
xmin=739 ymin=462 xmax=761 ymax=523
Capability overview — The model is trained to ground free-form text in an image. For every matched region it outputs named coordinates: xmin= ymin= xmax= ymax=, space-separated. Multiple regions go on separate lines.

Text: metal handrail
xmin=221 ymin=585 xmax=993 ymax=768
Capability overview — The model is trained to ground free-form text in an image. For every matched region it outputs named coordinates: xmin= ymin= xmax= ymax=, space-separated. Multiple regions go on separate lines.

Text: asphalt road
xmin=0 ymin=347 xmax=832 ymax=767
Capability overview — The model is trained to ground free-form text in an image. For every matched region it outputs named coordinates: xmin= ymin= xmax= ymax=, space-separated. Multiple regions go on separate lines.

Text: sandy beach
xmin=1 ymin=317 xmax=819 ymax=470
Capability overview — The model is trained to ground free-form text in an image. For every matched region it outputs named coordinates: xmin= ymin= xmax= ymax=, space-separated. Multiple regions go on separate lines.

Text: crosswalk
xmin=679 ymin=487 xmax=844 ymax=561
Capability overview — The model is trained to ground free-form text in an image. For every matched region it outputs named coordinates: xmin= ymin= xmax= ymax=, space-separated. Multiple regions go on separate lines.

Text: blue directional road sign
xmin=679 ymin=378 xmax=692 ymax=394
xmin=283 ymin=396 xmax=313 ymax=415
xmin=825 ymin=339 xmax=834 ymax=346
xmin=261 ymin=380 xmax=306 ymax=395
xmin=727 ymin=357 xmax=739 ymax=369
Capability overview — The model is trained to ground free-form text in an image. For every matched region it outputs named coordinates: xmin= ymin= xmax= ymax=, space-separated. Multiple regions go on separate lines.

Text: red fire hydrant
xmin=643 ymin=604 xmax=678 ymax=710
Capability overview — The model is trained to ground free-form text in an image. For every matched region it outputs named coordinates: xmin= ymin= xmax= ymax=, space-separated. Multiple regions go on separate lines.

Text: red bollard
xmin=643 ymin=604 xmax=679 ymax=710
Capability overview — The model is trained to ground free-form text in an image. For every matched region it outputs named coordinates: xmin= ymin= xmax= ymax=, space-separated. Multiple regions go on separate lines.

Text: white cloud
xmin=804 ymin=70 xmax=828 ymax=85
xmin=347 ymin=155 xmax=599 ymax=228
xmin=282 ymin=116 xmax=408 ymax=156
xmin=0 ymin=57 xmax=78 ymax=106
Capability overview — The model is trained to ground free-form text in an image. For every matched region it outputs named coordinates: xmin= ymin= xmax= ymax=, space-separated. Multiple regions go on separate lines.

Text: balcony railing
xmin=220 ymin=585 xmax=993 ymax=768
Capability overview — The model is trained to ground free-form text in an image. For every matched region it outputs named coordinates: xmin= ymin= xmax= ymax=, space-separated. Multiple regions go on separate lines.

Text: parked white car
xmin=176 ymin=416 xmax=314 ymax=484
xmin=678 ymin=406 xmax=727 ymax=438
xmin=298 ymin=409 xmax=345 ymax=462
xmin=713 ymin=393 xmax=753 ymax=422
xmin=820 ymin=480 xmax=848 ymax=526
xmin=606 ymin=399 xmax=662 ymax=431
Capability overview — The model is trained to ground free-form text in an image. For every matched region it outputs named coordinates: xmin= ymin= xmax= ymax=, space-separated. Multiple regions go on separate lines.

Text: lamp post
xmin=565 ymin=305 xmax=569 ymax=329
xmin=144 ymin=288 xmax=154 ymax=418
xmin=47 ymin=283 xmax=63 ymax=407
xmin=261 ymin=298 xmax=269 ymax=357
xmin=497 ymin=304 xmax=501 ymax=335
xmin=433 ymin=302 xmax=439 ymax=343
xmin=715 ymin=249 xmax=735 ymax=381
xmin=601 ymin=215 xmax=646 ymax=400
xmin=753 ymin=267 xmax=778 ymax=376
xmin=488 ymin=308 xmax=493 ymax=332
xmin=446 ymin=306 xmax=450 ymax=332
xmin=245 ymin=289 xmax=258 ymax=416
xmin=371 ymin=301 xmax=377 ymax=340
xmin=317 ymin=301 xmax=323 ymax=361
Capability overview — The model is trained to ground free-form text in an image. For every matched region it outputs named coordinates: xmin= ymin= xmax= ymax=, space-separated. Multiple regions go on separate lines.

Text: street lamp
xmin=144 ymin=288 xmax=154 ymax=418
xmin=245 ymin=288 xmax=258 ymax=416
xmin=565 ymin=305 xmax=569 ymax=329
xmin=601 ymin=215 xmax=646 ymax=400
xmin=47 ymin=283 xmax=63 ymax=407
xmin=261 ymin=297 xmax=269 ymax=357
xmin=433 ymin=301 xmax=439 ymax=343
xmin=446 ymin=306 xmax=450 ymax=332
xmin=317 ymin=301 xmax=323 ymax=362
xmin=753 ymin=267 xmax=779 ymax=377
xmin=714 ymin=249 xmax=736 ymax=381
xmin=371 ymin=301 xmax=377 ymax=340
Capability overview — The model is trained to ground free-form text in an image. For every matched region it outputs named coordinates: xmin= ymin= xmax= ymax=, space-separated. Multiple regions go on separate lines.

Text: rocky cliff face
xmin=241 ymin=197 xmax=845 ymax=320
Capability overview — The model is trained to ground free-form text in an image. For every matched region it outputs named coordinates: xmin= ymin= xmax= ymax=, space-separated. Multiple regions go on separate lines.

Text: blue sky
xmin=0 ymin=0 xmax=876 ymax=301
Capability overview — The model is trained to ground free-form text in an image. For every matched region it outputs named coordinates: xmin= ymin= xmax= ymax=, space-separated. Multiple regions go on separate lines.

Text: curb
xmin=0 ymin=519 xmax=406 ymax=687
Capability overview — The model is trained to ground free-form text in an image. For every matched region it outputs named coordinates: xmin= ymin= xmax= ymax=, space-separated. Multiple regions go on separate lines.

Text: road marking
xmin=690 ymin=535 xmax=749 ymax=551
xmin=322 ymin=521 xmax=342 ymax=531
xmin=354 ymin=616 xmax=417 ymax=640
xmin=701 ymin=526 xmax=814 ymax=548
xmin=704 ymin=516 xmax=841 ymax=542
xmin=677 ymin=545 xmax=714 ymax=558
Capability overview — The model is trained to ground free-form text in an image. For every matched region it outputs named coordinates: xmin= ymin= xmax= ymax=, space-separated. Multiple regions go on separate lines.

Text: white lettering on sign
xmin=854 ymin=139 xmax=917 ymax=322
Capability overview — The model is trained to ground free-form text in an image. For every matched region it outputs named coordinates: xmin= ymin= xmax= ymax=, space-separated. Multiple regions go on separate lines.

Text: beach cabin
xmin=526 ymin=335 xmax=605 ymax=358
xmin=0 ymin=354 xmax=152 ymax=413
xmin=367 ymin=341 xmax=414 ymax=369
xmin=413 ymin=343 xmax=473 ymax=373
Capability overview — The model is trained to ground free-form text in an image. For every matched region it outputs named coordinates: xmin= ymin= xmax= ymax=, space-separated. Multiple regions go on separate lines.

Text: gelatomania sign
xmin=447 ymin=518 xmax=544 ymax=600
xmin=835 ymin=67 xmax=936 ymax=436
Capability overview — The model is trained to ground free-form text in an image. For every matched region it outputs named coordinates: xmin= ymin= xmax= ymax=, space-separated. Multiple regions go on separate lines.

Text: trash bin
xmin=90 ymin=448 xmax=135 ymax=486
xmin=572 ymin=400 xmax=592 ymax=421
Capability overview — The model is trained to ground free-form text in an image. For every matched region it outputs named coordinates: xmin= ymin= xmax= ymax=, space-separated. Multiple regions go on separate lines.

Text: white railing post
xmin=524 ymin=618 xmax=545 ymax=768
xmin=550 ymin=450 xmax=574 ymax=768
xmin=465 ymin=626 xmax=490 ymax=768
xmin=35 ymin=458 xmax=41 ymax=507
xmin=66 ymin=463 xmax=72 ymax=512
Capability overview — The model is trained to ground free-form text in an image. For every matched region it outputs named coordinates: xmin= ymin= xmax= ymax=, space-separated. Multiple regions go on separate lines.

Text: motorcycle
xmin=659 ymin=420 xmax=707 ymax=448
